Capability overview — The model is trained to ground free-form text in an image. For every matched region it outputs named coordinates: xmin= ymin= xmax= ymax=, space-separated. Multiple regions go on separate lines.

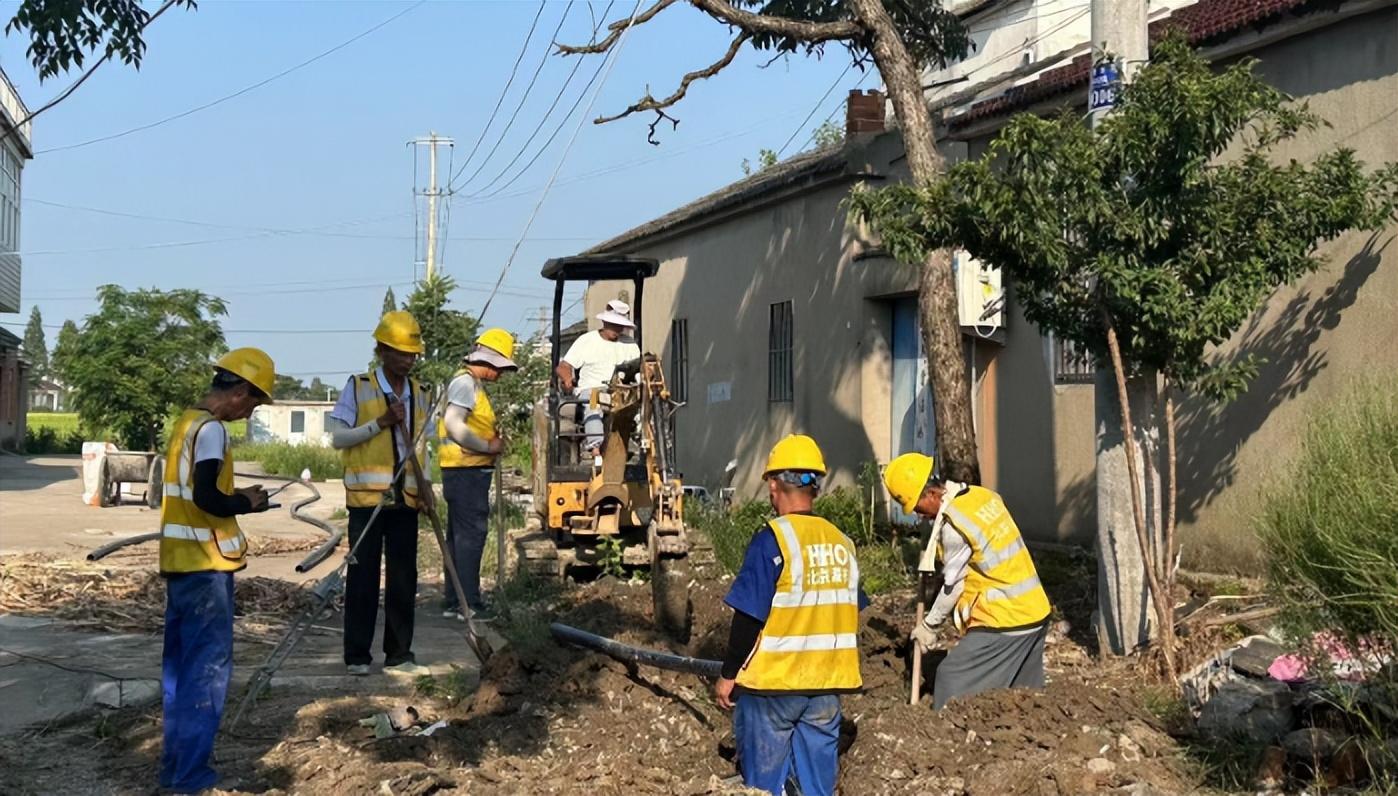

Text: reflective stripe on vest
xmin=735 ymin=514 xmax=862 ymax=693
xmin=341 ymin=371 xmax=427 ymax=509
xmin=439 ymin=369 xmax=498 ymax=469
xmin=158 ymin=409 xmax=248 ymax=574
xmin=943 ymin=487 xmax=1051 ymax=630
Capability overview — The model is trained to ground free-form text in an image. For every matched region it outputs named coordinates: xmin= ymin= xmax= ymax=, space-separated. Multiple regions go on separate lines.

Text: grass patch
xmin=26 ymin=412 xmax=80 ymax=434
xmin=233 ymin=441 xmax=342 ymax=480
xmin=414 ymin=666 xmax=474 ymax=706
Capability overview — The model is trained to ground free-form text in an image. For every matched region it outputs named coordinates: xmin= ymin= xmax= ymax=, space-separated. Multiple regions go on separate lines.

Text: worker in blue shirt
xmin=715 ymin=434 xmax=868 ymax=796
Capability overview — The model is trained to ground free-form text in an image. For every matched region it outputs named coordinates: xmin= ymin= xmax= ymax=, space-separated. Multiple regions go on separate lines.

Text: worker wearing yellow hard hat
xmin=883 ymin=452 xmax=1052 ymax=710
xmin=715 ymin=434 xmax=865 ymax=796
xmin=158 ymin=348 xmax=276 ymax=792
xmin=438 ymin=327 xmax=520 ymax=623
xmin=326 ymin=310 xmax=432 ymax=678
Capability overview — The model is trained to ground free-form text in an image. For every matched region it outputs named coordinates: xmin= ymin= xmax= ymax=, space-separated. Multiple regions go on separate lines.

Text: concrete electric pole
xmin=409 ymin=133 xmax=454 ymax=281
xmin=1089 ymin=0 xmax=1157 ymax=658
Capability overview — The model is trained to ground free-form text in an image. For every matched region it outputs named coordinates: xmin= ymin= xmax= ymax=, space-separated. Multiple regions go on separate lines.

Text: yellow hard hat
xmin=477 ymin=328 xmax=516 ymax=360
xmin=884 ymin=452 xmax=935 ymax=514
xmin=762 ymin=434 xmax=827 ymax=478
xmin=215 ymin=348 xmax=276 ymax=401
xmin=373 ymin=310 xmax=425 ymax=354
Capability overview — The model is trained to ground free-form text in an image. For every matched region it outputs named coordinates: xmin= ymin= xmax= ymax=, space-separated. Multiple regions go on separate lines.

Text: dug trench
xmin=1 ymin=545 xmax=1211 ymax=795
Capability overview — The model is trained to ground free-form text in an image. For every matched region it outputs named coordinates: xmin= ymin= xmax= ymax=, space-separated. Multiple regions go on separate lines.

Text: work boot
xmin=467 ymin=603 xmax=498 ymax=623
xmin=346 ymin=664 xmax=372 ymax=676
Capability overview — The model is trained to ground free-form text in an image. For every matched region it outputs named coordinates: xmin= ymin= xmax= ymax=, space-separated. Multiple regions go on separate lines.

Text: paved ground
xmin=1 ymin=454 xmax=497 ymax=738
xmin=0 ymin=453 xmax=347 ymax=583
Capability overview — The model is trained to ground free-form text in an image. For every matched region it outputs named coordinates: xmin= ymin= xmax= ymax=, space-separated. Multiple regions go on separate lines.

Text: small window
xmin=768 ymin=301 xmax=794 ymax=403
xmin=1052 ymin=335 xmax=1095 ymax=385
xmin=669 ymin=319 xmax=689 ymax=403
xmin=290 ymin=410 xmax=306 ymax=433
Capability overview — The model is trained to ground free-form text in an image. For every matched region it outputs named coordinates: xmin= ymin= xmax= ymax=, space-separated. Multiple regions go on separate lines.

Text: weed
xmin=21 ymin=425 xmax=85 ymax=454
xmin=414 ymin=666 xmax=474 ymax=706
xmin=1141 ymin=686 xmax=1191 ymax=731
xmin=329 ymin=507 xmax=348 ymax=521
xmin=233 ymin=441 xmax=342 ymax=480
xmin=597 ymin=535 xmax=626 ymax=580
xmin=688 ymin=499 xmax=773 ymax=575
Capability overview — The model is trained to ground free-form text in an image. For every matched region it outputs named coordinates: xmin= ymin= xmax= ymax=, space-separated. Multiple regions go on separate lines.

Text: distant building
xmin=0 ymin=67 xmax=30 ymax=450
xmin=249 ymin=401 xmax=337 ymax=447
xmin=28 ymin=378 xmax=67 ymax=412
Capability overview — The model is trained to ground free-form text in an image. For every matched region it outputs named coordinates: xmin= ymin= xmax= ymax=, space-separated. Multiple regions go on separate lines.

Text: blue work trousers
xmin=734 ymin=693 xmax=842 ymax=796
xmin=442 ymin=466 xmax=494 ymax=610
xmin=160 ymin=571 xmax=235 ymax=793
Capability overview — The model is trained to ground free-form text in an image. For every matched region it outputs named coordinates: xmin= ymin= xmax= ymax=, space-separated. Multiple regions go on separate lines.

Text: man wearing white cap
xmin=555 ymin=298 xmax=640 ymax=455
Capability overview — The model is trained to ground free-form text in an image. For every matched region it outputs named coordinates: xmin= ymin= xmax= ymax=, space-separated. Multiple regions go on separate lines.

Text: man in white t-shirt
xmin=555 ymin=299 xmax=640 ymax=454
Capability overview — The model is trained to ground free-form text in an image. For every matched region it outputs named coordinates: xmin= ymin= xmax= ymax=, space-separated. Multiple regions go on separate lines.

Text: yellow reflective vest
xmin=438 ymin=369 xmax=497 ymax=469
xmin=159 ymin=409 xmax=248 ymax=574
xmin=735 ymin=514 xmax=863 ymax=694
xmin=341 ymin=371 xmax=428 ymax=509
xmin=942 ymin=486 xmax=1051 ymax=631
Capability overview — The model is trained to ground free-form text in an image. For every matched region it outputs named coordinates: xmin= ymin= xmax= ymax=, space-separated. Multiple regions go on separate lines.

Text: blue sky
xmin=0 ymin=0 xmax=864 ymax=383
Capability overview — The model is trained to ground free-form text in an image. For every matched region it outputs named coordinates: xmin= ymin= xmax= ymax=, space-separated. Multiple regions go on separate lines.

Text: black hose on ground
xmin=87 ymin=532 xmax=161 ymax=561
xmin=549 ymin=622 xmax=723 ymax=679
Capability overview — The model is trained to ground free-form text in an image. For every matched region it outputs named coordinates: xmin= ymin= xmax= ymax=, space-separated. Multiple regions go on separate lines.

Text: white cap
xmin=596 ymin=299 xmax=635 ymax=329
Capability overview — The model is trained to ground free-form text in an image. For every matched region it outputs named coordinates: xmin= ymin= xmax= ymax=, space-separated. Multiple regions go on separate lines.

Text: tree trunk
xmin=849 ymin=0 xmax=980 ymax=483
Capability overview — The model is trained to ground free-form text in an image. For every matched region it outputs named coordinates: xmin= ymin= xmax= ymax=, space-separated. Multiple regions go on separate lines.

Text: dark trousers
xmin=344 ymin=506 xmax=419 ymax=666
xmin=441 ymin=466 xmax=494 ymax=610
xmin=161 ymin=571 xmax=234 ymax=793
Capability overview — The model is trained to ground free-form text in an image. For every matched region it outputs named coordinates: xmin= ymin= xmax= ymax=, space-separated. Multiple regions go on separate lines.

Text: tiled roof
xmin=950 ymin=0 xmax=1313 ymax=127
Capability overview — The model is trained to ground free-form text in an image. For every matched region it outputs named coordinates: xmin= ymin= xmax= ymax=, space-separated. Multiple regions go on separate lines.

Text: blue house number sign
xmin=1089 ymin=60 xmax=1120 ymax=113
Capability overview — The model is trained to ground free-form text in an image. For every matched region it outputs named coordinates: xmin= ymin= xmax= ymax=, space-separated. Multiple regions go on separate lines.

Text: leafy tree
xmin=559 ymin=0 xmax=984 ymax=482
xmin=850 ymin=34 xmax=1398 ymax=677
xmin=486 ymin=333 xmax=552 ymax=469
xmin=402 ymin=274 xmax=479 ymax=389
xmin=307 ymin=377 xmax=337 ymax=402
xmin=381 ymin=286 xmax=398 ymax=317
xmin=811 ymin=118 xmax=843 ymax=148
xmin=741 ymin=148 xmax=779 ymax=176
xmin=56 ymin=286 xmax=227 ymax=450
xmin=5 ymin=0 xmax=197 ymax=81
xmin=21 ymin=306 xmax=47 ymax=387
xmin=50 ymin=319 xmax=79 ymax=380
xmin=272 ymin=374 xmax=308 ymax=401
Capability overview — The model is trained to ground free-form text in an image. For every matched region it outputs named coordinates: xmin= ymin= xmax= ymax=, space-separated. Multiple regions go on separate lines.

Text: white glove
xmin=910 ymin=621 xmax=940 ymax=655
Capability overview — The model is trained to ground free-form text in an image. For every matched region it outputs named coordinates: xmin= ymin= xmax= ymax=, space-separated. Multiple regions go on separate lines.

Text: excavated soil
xmin=1 ymin=555 xmax=1201 ymax=795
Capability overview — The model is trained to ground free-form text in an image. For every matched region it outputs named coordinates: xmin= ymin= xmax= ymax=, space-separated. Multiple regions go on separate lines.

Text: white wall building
xmin=249 ymin=401 xmax=337 ymax=447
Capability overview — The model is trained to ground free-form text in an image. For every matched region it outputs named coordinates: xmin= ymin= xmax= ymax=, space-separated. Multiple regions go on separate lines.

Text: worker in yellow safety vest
xmin=437 ymin=328 xmax=518 ymax=623
xmin=158 ymin=348 xmax=275 ymax=793
xmin=883 ymin=452 xmax=1052 ymax=710
xmin=326 ymin=311 xmax=434 ymax=677
xmin=715 ymin=435 xmax=866 ymax=796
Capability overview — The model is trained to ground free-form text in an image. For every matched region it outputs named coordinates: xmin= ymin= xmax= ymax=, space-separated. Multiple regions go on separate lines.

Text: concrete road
xmin=0 ymin=454 xmax=347 ymax=582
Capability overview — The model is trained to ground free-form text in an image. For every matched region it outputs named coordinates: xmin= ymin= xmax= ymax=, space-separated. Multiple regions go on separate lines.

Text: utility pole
xmin=409 ymin=133 xmax=454 ymax=282
xmin=1089 ymin=0 xmax=1155 ymax=657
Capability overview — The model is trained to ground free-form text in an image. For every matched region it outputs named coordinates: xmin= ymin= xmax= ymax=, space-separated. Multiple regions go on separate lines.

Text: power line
xmin=477 ymin=0 xmax=644 ymax=324
xmin=451 ymin=1 xmax=575 ymax=193
xmin=776 ymin=61 xmax=855 ymax=159
xmin=450 ymin=1 xmax=548 ymax=186
xmin=465 ymin=0 xmax=613 ymax=198
xmin=35 ymin=2 xmax=427 ymax=155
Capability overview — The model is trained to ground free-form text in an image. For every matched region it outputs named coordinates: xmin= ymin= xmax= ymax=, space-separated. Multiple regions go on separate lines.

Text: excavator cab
xmin=524 ymin=255 xmax=691 ymax=634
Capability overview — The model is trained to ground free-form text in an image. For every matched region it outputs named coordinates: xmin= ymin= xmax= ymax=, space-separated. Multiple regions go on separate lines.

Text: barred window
xmin=669 ymin=318 xmax=688 ymax=403
xmin=1052 ymin=334 xmax=1095 ymax=385
xmin=768 ymin=301 xmax=794 ymax=403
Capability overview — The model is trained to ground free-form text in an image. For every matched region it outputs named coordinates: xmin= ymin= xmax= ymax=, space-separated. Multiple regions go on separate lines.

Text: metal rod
xmin=549 ymin=622 xmax=722 ymax=679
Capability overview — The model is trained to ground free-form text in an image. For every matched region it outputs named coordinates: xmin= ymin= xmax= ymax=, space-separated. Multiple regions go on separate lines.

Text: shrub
xmin=233 ymin=441 xmax=343 ymax=480
xmin=689 ymin=498 xmax=773 ymax=575
xmin=1257 ymin=380 xmax=1398 ymax=648
xmin=21 ymin=425 xmax=85 ymax=454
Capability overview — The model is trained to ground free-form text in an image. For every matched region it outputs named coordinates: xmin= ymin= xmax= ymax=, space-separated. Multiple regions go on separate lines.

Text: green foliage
xmin=597 ymin=534 xmax=627 ymax=580
xmin=22 ymin=306 xmax=47 ymax=387
xmin=850 ymin=34 xmax=1398 ymax=401
xmin=488 ymin=334 xmax=550 ymax=471
xmin=741 ymin=148 xmax=779 ymax=176
xmin=232 ymin=441 xmax=343 ymax=480
xmin=49 ymin=320 xmax=79 ymax=381
xmin=53 ymin=285 xmax=227 ymax=450
xmin=381 ymin=286 xmax=397 ymax=317
xmin=811 ymin=119 xmax=843 ymax=149
xmin=732 ymin=0 xmax=970 ymax=74
xmin=26 ymin=411 xmax=80 ymax=435
xmin=413 ymin=666 xmax=474 ymax=706
xmin=1257 ymin=379 xmax=1398 ymax=648
xmin=689 ymin=498 xmax=774 ymax=575
xmin=21 ymin=425 xmax=84 ymax=454
xmin=5 ymin=0 xmax=197 ymax=81
xmin=271 ymin=375 xmax=338 ymax=402
xmin=402 ymin=274 xmax=480 ymax=388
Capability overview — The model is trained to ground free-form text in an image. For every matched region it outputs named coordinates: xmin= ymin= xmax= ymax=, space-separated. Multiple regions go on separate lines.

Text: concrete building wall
xmin=1170 ymin=6 xmax=1398 ymax=570
xmin=249 ymin=402 xmax=337 ymax=447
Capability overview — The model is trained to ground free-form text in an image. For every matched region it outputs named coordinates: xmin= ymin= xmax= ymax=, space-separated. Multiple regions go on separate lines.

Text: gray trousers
xmin=933 ymin=624 xmax=1047 ymax=710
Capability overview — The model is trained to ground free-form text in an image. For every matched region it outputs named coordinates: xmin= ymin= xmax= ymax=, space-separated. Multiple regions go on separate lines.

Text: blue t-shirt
xmin=723 ymin=520 xmax=871 ymax=622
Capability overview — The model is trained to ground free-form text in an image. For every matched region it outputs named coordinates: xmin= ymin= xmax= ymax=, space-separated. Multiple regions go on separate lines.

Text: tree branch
xmin=688 ymin=0 xmax=860 ymax=43
xmin=594 ymin=32 xmax=750 ymax=124
xmin=557 ymin=0 xmax=680 ymax=55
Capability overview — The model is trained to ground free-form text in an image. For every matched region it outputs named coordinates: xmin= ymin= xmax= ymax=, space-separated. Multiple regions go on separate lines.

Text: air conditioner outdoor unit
xmin=954 ymin=249 xmax=1005 ymax=330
